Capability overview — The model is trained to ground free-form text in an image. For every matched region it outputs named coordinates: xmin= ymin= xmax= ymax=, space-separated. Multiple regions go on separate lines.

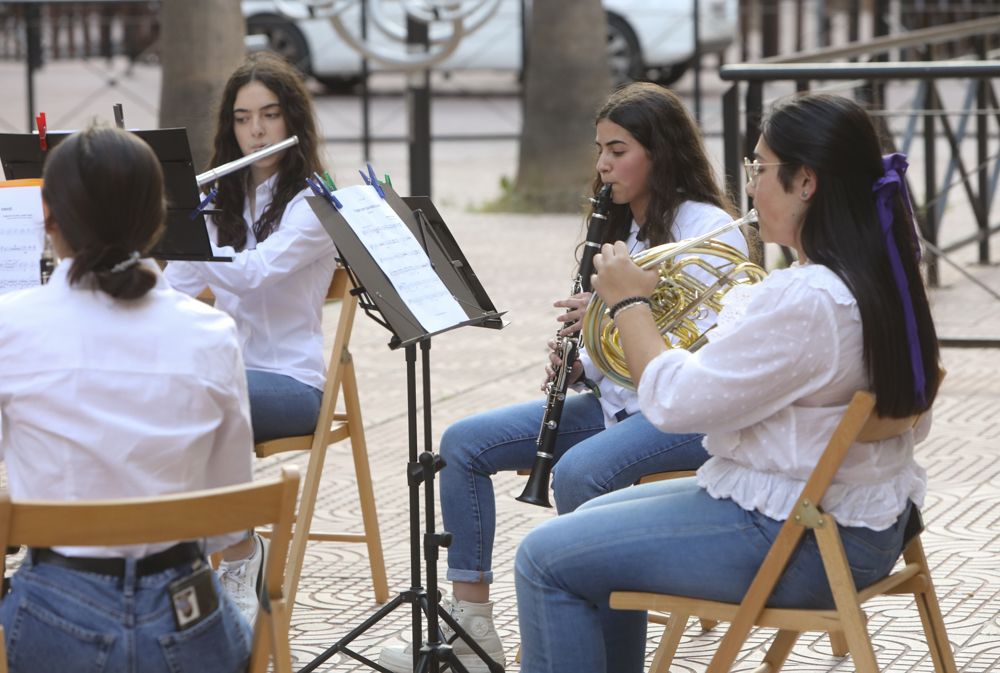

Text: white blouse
xmin=0 ymin=262 xmax=254 ymax=557
xmin=637 ymin=263 xmax=929 ymax=530
xmin=579 ymin=200 xmax=749 ymax=427
xmin=165 ymin=175 xmax=337 ymax=390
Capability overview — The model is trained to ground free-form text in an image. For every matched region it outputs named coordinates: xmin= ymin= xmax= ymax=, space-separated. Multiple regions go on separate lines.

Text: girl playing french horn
xmin=514 ymin=93 xmax=941 ymax=673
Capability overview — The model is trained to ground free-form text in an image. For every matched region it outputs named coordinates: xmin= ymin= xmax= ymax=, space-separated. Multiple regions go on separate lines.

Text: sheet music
xmin=0 ymin=184 xmax=44 ymax=294
xmin=334 ymin=184 xmax=467 ymax=333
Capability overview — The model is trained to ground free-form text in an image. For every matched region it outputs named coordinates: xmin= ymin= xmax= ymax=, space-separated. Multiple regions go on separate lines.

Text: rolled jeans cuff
xmin=446 ymin=567 xmax=494 ymax=585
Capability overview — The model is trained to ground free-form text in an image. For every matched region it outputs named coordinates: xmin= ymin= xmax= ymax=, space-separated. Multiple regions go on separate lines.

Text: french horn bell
xmin=582 ymin=210 xmax=766 ymax=390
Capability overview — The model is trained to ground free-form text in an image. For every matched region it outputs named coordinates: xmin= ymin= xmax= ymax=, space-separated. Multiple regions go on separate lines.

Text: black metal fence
xmin=0 ymin=1 xmax=159 ymax=63
xmin=719 ymin=15 xmax=1000 ymax=347
xmin=720 ymin=17 xmax=1000 ymax=280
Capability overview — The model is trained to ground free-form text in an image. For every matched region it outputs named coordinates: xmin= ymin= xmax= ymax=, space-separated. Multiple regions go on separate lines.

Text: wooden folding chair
xmin=0 ymin=468 xmax=300 ymax=673
xmin=255 ymin=267 xmax=389 ymax=608
xmin=610 ymin=390 xmax=957 ymax=673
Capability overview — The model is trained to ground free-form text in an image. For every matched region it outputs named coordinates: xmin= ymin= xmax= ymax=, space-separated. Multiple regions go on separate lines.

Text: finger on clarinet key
xmin=558 ymin=321 xmax=582 ymax=337
xmin=541 ymin=365 xmax=557 ymax=391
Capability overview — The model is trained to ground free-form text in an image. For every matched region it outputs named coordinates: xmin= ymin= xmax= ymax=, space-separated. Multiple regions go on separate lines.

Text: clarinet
xmin=517 ymin=183 xmax=613 ymax=507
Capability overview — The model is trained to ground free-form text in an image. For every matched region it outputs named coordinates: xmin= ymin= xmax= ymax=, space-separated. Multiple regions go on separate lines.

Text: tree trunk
xmin=158 ymin=0 xmax=245 ymax=172
xmin=513 ymin=0 xmax=612 ymax=212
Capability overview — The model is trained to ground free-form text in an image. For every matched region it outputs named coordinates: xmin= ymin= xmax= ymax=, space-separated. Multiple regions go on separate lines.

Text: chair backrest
xmin=0 ymin=468 xmax=300 ymax=673
xmin=801 ymin=391 xmax=920 ymax=501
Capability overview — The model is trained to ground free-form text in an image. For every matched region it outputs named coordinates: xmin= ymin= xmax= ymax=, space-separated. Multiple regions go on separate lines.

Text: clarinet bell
xmin=516 ymin=454 xmax=553 ymax=508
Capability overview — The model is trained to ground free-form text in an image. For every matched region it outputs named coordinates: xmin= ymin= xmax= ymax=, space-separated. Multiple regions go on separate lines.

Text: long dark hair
xmin=591 ymin=82 xmax=736 ymax=247
xmin=41 ymin=126 xmax=165 ymax=300
xmin=211 ymin=51 xmax=322 ymax=250
xmin=761 ymin=93 xmax=940 ymax=417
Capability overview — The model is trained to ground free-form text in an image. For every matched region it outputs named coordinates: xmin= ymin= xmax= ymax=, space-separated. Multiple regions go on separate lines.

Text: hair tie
xmin=609 ymin=295 xmax=652 ymax=321
xmin=110 ymin=250 xmax=142 ymax=274
xmin=872 ymin=153 xmax=925 ymax=406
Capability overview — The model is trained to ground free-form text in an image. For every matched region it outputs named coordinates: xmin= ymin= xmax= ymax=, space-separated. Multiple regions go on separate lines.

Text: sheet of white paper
xmin=334 ymin=184 xmax=467 ymax=334
xmin=0 ymin=185 xmax=45 ymax=294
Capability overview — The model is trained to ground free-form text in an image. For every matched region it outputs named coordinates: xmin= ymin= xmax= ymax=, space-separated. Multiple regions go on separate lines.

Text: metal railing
xmin=719 ymin=17 xmax=1000 ymax=347
xmin=720 ymin=17 xmax=1000 ymax=288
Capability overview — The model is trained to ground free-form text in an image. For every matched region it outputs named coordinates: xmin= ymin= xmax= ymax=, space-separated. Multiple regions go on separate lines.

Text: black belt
xmin=30 ymin=541 xmax=204 ymax=579
xmin=614 ymin=409 xmax=632 ymax=423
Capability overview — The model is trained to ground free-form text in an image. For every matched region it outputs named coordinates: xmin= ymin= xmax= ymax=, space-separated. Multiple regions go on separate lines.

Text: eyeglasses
xmin=743 ymin=157 xmax=784 ymax=188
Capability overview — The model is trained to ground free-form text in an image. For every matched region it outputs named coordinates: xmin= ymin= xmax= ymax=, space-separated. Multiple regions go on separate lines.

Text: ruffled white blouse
xmin=637 ymin=263 xmax=929 ymax=530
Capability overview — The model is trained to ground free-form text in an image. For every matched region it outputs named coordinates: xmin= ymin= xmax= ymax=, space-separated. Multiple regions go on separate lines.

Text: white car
xmin=241 ymin=0 xmax=738 ymax=91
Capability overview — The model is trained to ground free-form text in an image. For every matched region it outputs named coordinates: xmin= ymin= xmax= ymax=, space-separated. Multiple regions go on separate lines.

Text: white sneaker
xmin=217 ymin=533 xmax=268 ymax=627
xmin=378 ymin=598 xmax=506 ymax=673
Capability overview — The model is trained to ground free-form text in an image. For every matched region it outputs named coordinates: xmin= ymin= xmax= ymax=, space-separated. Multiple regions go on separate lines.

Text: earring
xmin=801 ymin=191 xmax=809 ymax=199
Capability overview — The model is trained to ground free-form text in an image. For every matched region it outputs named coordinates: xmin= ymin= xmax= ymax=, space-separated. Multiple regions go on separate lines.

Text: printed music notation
xmin=334 ymin=184 xmax=467 ymax=333
xmin=0 ymin=184 xmax=45 ymax=294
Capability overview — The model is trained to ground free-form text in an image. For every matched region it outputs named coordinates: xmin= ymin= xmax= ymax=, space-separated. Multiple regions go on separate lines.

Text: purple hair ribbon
xmin=872 ymin=153 xmax=926 ymax=406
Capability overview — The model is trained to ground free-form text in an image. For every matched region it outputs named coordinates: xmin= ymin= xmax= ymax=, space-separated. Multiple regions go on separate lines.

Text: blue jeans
xmin=439 ymin=393 xmax=707 ymax=584
xmin=247 ymin=369 xmax=323 ymax=443
xmin=514 ymin=477 xmax=913 ymax=673
xmin=0 ymin=554 xmax=252 ymax=673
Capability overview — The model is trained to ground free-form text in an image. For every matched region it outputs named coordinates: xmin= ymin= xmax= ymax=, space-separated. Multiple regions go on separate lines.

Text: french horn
xmin=581 ymin=209 xmax=766 ymax=389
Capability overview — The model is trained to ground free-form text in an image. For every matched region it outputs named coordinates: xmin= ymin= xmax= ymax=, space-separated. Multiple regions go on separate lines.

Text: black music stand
xmin=301 ymin=182 xmax=505 ymax=673
xmin=0 ymin=128 xmax=228 ymax=261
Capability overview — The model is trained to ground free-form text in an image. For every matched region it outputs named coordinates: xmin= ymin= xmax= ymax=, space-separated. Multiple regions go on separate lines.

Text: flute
xmin=194 ymin=135 xmax=300 ymax=187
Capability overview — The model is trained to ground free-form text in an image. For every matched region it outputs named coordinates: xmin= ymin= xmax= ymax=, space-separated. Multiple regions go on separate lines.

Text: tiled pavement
xmin=2 ymin=57 xmax=999 ymax=672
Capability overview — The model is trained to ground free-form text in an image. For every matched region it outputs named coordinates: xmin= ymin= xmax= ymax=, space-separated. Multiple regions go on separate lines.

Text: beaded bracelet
xmin=608 ymin=295 xmax=652 ymax=321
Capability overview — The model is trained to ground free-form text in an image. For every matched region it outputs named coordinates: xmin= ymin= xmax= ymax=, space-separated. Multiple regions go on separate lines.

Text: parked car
xmin=241 ymin=0 xmax=738 ymax=91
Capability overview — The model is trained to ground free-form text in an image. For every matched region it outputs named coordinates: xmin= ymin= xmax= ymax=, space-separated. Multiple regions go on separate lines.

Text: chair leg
xmin=757 ymin=629 xmax=800 ymax=673
xmin=815 ymin=521 xmax=879 ymax=673
xmin=827 ymin=630 xmax=849 ymax=657
xmin=281 ymin=434 xmax=330 ymax=612
xmin=649 ymin=613 xmax=688 ymax=673
xmin=342 ymin=357 xmax=389 ymax=603
xmin=0 ymin=624 xmax=7 ymax=673
xmin=248 ymin=612 xmax=272 ymax=673
xmin=699 ymin=618 xmax=718 ymax=631
xmin=269 ymin=599 xmax=294 ymax=673
xmin=903 ymin=538 xmax=958 ymax=673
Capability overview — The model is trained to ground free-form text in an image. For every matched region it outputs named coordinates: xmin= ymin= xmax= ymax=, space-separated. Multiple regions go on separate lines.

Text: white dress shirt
xmin=579 ymin=200 xmax=749 ymax=426
xmin=165 ymin=175 xmax=337 ymax=390
xmin=0 ymin=261 xmax=254 ymax=557
xmin=637 ymin=263 xmax=929 ymax=531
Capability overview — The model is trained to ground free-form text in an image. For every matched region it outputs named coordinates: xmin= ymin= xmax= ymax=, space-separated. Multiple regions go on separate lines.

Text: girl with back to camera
xmin=166 ymin=52 xmax=337 ymax=624
xmin=514 ymin=93 xmax=941 ymax=673
xmin=379 ymin=82 xmax=752 ymax=673
xmin=0 ymin=126 xmax=254 ymax=673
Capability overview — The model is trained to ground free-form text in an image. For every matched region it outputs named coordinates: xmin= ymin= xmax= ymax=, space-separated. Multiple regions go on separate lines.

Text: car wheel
xmin=657 ymin=57 xmax=694 ymax=86
xmin=247 ymin=14 xmax=311 ymax=75
xmin=316 ymin=75 xmax=363 ymax=95
xmin=606 ymin=13 xmax=643 ymax=88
